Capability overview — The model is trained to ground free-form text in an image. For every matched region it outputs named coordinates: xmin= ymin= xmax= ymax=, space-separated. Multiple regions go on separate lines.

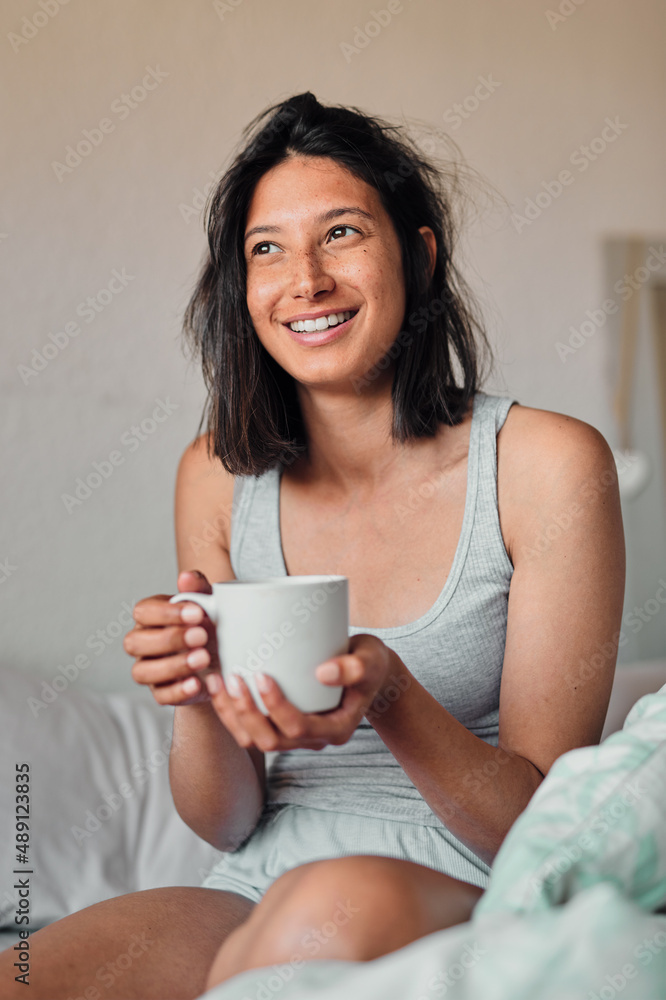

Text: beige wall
xmin=1 ymin=0 xmax=665 ymax=693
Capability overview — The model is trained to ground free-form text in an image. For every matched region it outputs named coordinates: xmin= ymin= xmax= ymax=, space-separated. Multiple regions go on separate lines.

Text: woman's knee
xmin=237 ymin=855 xmax=437 ymax=967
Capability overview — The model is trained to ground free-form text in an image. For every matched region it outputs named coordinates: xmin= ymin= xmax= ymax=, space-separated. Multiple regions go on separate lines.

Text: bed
xmin=1 ymin=661 xmax=665 ymax=998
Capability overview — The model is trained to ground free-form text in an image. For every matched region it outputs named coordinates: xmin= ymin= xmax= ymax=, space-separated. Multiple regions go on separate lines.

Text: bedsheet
xmin=202 ymin=683 xmax=666 ymax=999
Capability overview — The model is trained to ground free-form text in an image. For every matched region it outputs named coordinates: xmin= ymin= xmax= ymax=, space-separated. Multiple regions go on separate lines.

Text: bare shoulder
xmin=500 ymin=400 xmax=612 ymax=455
xmin=175 ymin=432 xmax=236 ymax=558
xmin=497 ymin=402 xmax=618 ymax=561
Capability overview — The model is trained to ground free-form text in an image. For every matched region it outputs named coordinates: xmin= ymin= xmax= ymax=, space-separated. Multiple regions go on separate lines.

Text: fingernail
xmin=256 ymin=672 xmax=271 ymax=693
xmin=182 ymin=678 xmax=199 ymax=694
xmin=226 ymin=673 xmax=242 ymax=697
xmin=316 ymin=661 xmax=340 ymax=683
xmin=205 ymin=673 xmax=222 ymax=695
xmin=181 ymin=604 xmax=203 ymax=623
xmin=187 ymin=648 xmax=209 ymax=669
xmin=184 ymin=626 xmax=207 ymax=647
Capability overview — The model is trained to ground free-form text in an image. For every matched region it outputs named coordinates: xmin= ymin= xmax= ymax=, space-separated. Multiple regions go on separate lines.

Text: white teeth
xmin=289 ymin=310 xmax=355 ymax=333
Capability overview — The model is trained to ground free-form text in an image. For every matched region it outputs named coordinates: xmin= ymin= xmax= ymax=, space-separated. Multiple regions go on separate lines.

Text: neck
xmin=288 ymin=375 xmax=458 ymax=502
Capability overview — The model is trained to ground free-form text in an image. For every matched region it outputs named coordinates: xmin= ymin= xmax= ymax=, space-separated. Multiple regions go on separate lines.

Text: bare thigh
xmin=0 ymin=886 xmax=254 ymax=1000
xmin=207 ymin=856 xmax=485 ymax=987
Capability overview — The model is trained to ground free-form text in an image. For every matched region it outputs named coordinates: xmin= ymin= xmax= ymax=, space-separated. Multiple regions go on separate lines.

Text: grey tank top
xmin=228 ymin=390 xmax=517 ymax=827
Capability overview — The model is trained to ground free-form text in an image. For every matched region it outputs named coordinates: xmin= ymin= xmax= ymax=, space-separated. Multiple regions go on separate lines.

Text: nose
xmin=289 ymin=248 xmax=335 ymax=299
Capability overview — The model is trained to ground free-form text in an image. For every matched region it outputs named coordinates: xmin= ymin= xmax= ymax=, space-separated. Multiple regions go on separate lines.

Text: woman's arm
xmin=367 ymin=409 xmax=626 ymax=865
xmin=167 ymin=436 xmax=266 ymax=851
xmin=169 ymin=696 xmax=266 ymax=853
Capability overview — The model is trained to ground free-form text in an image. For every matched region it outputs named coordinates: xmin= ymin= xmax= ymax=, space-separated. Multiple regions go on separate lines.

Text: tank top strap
xmin=229 ymin=467 xmax=285 ymax=579
xmin=468 ymin=390 xmax=518 ymax=575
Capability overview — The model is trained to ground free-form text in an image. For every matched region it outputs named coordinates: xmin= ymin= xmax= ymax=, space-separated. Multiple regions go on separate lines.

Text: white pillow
xmin=0 ymin=669 xmax=224 ymax=929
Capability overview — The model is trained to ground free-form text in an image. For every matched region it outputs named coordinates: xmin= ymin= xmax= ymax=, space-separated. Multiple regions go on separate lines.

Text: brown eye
xmin=251 ymin=241 xmax=281 ymax=256
xmin=329 ymin=225 xmax=358 ymax=240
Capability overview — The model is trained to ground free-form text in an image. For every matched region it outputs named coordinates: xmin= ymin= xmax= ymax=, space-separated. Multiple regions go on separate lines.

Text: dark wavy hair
xmin=182 ymin=91 xmax=495 ymax=477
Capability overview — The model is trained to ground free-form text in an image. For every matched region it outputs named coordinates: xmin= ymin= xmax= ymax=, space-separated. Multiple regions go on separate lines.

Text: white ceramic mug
xmin=170 ymin=575 xmax=348 ymax=715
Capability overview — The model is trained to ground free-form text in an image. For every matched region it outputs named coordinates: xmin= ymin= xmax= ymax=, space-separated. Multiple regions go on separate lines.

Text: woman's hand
xmin=205 ymin=633 xmax=409 ymax=752
xmin=123 ymin=569 xmax=220 ymax=706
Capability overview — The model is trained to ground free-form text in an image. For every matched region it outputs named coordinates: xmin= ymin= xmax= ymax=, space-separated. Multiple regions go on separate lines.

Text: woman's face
xmin=243 ymin=155 xmax=414 ymax=391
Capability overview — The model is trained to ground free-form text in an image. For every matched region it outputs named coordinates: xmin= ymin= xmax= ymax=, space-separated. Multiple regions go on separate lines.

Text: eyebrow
xmin=244 ymin=206 xmax=376 ymax=243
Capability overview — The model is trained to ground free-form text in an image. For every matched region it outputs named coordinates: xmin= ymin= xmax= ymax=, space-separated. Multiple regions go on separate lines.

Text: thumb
xmin=315 ymin=634 xmax=389 ymax=687
xmin=315 ymin=652 xmax=364 ymax=687
xmin=177 ymin=569 xmax=213 ymax=594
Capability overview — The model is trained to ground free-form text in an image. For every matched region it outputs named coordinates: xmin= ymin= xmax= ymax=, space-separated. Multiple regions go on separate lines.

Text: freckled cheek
xmin=360 ymin=265 xmax=405 ymax=321
xmin=246 ymin=277 xmax=280 ymax=327
xmin=341 ymin=257 xmax=390 ymax=298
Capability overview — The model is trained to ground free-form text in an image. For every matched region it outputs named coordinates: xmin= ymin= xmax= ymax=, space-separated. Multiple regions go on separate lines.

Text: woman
xmin=1 ymin=92 xmax=625 ymax=999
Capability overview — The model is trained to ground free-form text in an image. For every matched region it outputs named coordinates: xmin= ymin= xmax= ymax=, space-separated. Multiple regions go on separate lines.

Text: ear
xmin=418 ymin=226 xmax=437 ymax=280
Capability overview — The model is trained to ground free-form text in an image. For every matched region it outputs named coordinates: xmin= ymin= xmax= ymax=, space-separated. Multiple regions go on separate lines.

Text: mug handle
xmin=169 ymin=592 xmax=219 ymax=624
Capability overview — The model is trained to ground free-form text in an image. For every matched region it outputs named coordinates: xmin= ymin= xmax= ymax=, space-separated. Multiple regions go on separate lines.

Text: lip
xmin=283 ymin=310 xmax=358 ymax=347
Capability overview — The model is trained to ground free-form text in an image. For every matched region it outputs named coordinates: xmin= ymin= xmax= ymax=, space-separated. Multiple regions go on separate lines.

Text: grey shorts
xmin=200 ymin=802 xmax=491 ymax=904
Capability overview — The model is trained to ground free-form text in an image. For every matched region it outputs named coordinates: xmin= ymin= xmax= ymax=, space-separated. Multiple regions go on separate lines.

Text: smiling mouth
xmin=285 ymin=309 xmax=359 ymax=333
